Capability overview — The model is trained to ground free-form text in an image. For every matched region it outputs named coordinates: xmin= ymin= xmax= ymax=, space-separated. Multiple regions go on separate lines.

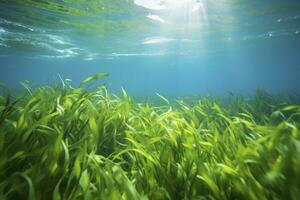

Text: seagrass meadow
xmin=1 ymin=0 xmax=300 ymax=199
xmin=0 ymin=75 xmax=300 ymax=200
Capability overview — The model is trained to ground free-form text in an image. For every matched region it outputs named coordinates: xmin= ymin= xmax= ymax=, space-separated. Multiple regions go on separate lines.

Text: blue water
xmin=0 ymin=0 xmax=300 ymax=97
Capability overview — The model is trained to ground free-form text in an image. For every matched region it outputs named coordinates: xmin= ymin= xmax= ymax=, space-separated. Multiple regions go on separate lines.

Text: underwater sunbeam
xmin=135 ymin=0 xmax=207 ymax=28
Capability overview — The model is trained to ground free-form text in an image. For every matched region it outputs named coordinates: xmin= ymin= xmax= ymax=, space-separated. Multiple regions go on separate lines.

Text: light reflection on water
xmin=0 ymin=0 xmax=299 ymax=59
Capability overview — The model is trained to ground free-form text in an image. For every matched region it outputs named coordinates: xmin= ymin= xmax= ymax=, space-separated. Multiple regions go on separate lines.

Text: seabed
xmin=0 ymin=75 xmax=300 ymax=199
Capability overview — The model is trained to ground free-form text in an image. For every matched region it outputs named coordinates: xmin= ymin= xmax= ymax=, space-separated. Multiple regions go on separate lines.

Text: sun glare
xmin=135 ymin=0 xmax=207 ymax=28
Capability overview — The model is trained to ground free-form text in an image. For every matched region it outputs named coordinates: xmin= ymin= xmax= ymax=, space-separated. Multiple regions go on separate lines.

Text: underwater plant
xmin=0 ymin=74 xmax=300 ymax=200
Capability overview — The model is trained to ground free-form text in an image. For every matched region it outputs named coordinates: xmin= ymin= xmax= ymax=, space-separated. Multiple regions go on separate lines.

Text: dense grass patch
xmin=0 ymin=78 xmax=300 ymax=200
